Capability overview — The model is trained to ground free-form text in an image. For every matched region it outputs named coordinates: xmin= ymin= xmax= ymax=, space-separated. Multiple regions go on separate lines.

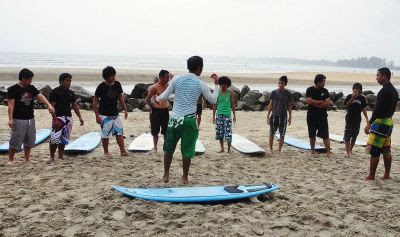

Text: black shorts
xmin=269 ymin=116 xmax=287 ymax=137
xmin=150 ymin=108 xmax=169 ymax=136
xmin=343 ymin=121 xmax=360 ymax=142
xmin=196 ymin=104 xmax=202 ymax=116
xmin=307 ymin=115 xmax=329 ymax=139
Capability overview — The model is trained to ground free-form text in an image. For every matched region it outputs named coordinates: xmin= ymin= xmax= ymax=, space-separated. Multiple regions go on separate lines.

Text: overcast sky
xmin=0 ymin=0 xmax=399 ymax=64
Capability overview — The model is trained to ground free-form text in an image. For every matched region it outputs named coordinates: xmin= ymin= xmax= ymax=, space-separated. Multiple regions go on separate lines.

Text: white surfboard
xmin=128 ymin=133 xmax=154 ymax=152
xmin=195 ymin=139 xmax=205 ymax=155
xmin=0 ymin=128 xmax=51 ymax=152
xmin=329 ymin=133 xmax=367 ymax=146
xmin=231 ymin=134 xmax=265 ymax=154
xmin=65 ymin=132 xmax=101 ymax=153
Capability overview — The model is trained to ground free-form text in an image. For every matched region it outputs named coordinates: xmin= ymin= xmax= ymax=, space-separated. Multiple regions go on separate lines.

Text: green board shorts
xmin=163 ymin=116 xmax=198 ymax=159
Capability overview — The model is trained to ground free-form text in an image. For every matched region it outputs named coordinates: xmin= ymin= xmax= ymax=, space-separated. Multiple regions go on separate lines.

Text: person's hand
xmin=211 ymin=73 xmax=218 ymax=85
xmin=212 ymin=117 xmax=215 ymax=124
xmin=96 ymin=115 xmax=102 ymax=125
xmin=79 ymin=117 xmax=84 ymax=126
xmin=124 ymin=111 xmax=128 ymax=120
xmin=364 ymin=123 xmax=371 ymax=135
xmin=48 ymin=105 xmax=55 ymax=115
xmin=233 ymin=116 xmax=236 ymax=124
xmin=351 ymin=91 xmax=358 ymax=99
xmin=267 ymin=116 xmax=270 ymax=125
xmin=8 ymin=119 xmax=14 ymax=128
xmin=288 ymin=116 xmax=292 ymax=125
xmin=154 ymin=95 xmax=160 ymax=105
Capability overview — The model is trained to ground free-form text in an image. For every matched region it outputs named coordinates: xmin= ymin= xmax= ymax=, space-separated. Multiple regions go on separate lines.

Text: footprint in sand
xmin=62 ymin=225 xmax=81 ymax=237
xmin=112 ymin=208 xmax=126 ymax=220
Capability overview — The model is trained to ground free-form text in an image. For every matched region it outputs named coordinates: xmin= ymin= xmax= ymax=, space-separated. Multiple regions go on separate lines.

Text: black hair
xmin=352 ymin=82 xmax=362 ymax=92
xmin=102 ymin=66 xmax=116 ymax=80
xmin=279 ymin=75 xmax=288 ymax=85
xmin=59 ymin=73 xmax=72 ymax=83
xmin=218 ymin=76 xmax=232 ymax=87
xmin=378 ymin=67 xmax=391 ymax=80
xmin=314 ymin=74 xmax=326 ymax=84
xmin=159 ymin=69 xmax=169 ymax=78
xmin=187 ymin=56 xmax=203 ymax=72
xmin=18 ymin=68 xmax=34 ymax=80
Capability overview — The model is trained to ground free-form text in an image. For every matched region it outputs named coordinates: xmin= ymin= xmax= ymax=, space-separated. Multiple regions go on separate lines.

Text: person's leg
xmin=100 ymin=116 xmax=112 ymax=158
xmin=49 ymin=143 xmax=58 ymax=163
xmin=113 ymin=116 xmax=128 ymax=156
xmin=278 ymin=117 xmax=287 ymax=152
xmin=58 ymin=144 xmax=65 ymax=160
xmin=344 ymin=141 xmax=351 ymax=158
xmin=350 ymin=123 xmax=360 ymax=154
xmin=101 ymin=138 xmax=111 ymax=158
xmin=382 ymin=151 xmax=392 ymax=180
xmin=307 ymin=116 xmax=317 ymax=157
xmin=23 ymin=119 xmax=36 ymax=163
xmin=116 ymin=135 xmax=128 ymax=156
xmin=344 ymin=122 xmax=352 ymax=157
xmin=23 ymin=147 xmax=32 ymax=163
xmin=268 ymin=116 xmax=277 ymax=152
xmin=225 ymin=116 xmax=233 ymax=153
xmin=215 ymin=115 xmax=224 ymax=152
xmin=218 ymin=139 xmax=224 ymax=153
xmin=150 ymin=109 xmax=160 ymax=152
xmin=181 ymin=117 xmax=198 ymax=184
xmin=163 ymin=154 xmax=173 ymax=183
xmin=197 ymin=114 xmax=201 ymax=128
xmin=182 ymin=158 xmax=191 ymax=184
xmin=153 ymin=135 xmax=159 ymax=153
xmin=320 ymin=117 xmax=331 ymax=157
xmin=366 ymin=146 xmax=381 ymax=180
xmin=7 ymin=148 xmax=17 ymax=165
xmin=350 ymin=138 xmax=357 ymax=153
xmin=322 ymin=138 xmax=331 ymax=157
xmin=8 ymin=119 xmax=25 ymax=165
xmin=310 ymin=137 xmax=317 ymax=157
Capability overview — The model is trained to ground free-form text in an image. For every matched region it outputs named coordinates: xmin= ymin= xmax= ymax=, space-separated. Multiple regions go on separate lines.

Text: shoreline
xmin=1 ymin=66 xmax=399 ymax=86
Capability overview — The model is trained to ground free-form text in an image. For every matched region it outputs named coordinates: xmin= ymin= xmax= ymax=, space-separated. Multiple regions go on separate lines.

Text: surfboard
xmin=128 ymin=133 xmax=154 ymax=152
xmin=65 ymin=132 xmax=101 ymax=153
xmin=231 ymin=134 xmax=265 ymax=154
xmin=0 ymin=128 xmax=51 ymax=152
xmin=329 ymin=133 xmax=367 ymax=146
xmin=276 ymin=134 xmax=326 ymax=152
xmin=195 ymin=139 xmax=205 ymax=155
xmin=112 ymin=183 xmax=279 ymax=203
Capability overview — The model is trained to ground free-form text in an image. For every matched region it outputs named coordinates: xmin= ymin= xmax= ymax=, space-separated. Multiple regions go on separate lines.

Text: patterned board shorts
xmin=50 ymin=116 xmax=73 ymax=145
xmin=163 ymin=116 xmax=198 ymax=159
xmin=367 ymin=118 xmax=393 ymax=157
xmin=215 ymin=114 xmax=232 ymax=143
xmin=100 ymin=115 xmax=123 ymax=138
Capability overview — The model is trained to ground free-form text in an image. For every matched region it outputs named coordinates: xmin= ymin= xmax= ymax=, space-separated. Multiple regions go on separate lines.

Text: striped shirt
xmin=156 ymin=73 xmax=219 ymax=118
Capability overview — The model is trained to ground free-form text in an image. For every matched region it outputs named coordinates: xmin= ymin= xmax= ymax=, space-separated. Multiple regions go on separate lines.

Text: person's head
xmin=218 ymin=76 xmax=232 ymax=91
xmin=314 ymin=74 xmax=326 ymax=88
xmin=376 ymin=67 xmax=391 ymax=85
xmin=278 ymin=75 xmax=288 ymax=90
xmin=102 ymin=66 xmax=116 ymax=83
xmin=187 ymin=56 xmax=203 ymax=76
xmin=352 ymin=83 xmax=362 ymax=95
xmin=59 ymin=73 xmax=72 ymax=89
xmin=158 ymin=69 xmax=170 ymax=84
xmin=18 ymin=68 xmax=34 ymax=86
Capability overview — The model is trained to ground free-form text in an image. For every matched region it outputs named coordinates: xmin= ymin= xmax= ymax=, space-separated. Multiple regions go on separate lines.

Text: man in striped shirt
xmin=155 ymin=56 xmax=219 ymax=184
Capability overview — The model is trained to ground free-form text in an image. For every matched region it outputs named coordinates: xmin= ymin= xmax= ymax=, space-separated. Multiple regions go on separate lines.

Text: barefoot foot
xmin=217 ymin=149 xmax=224 ymax=153
xmin=6 ymin=160 xmax=15 ymax=166
xmin=104 ymin=153 xmax=113 ymax=159
xmin=181 ymin=176 xmax=189 ymax=185
xmin=120 ymin=151 xmax=129 ymax=157
xmin=381 ymin=175 xmax=391 ymax=180
xmin=162 ymin=173 xmax=169 ymax=183
xmin=47 ymin=158 xmax=55 ymax=164
xmin=365 ymin=175 xmax=375 ymax=181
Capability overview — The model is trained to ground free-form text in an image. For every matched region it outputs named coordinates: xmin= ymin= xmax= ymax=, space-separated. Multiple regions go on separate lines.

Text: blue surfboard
xmin=276 ymin=134 xmax=326 ymax=153
xmin=0 ymin=128 xmax=51 ymax=152
xmin=65 ymin=132 xmax=101 ymax=153
xmin=112 ymin=183 xmax=279 ymax=203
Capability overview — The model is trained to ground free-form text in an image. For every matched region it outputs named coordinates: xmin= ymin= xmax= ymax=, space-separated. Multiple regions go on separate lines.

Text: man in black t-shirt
xmin=7 ymin=68 xmax=55 ymax=165
xmin=305 ymin=74 xmax=332 ymax=157
xmin=93 ymin=66 xmax=129 ymax=158
xmin=364 ymin=68 xmax=399 ymax=181
xmin=343 ymin=83 xmax=368 ymax=158
xmin=48 ymin=73 xmax=84 ymax=163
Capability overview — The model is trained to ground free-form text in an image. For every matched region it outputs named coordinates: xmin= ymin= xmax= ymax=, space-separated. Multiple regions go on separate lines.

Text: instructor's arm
xmin=231 ymin=90 xmax=236 ymax=123
xmin=267 ymin=100 xmax=273 ymax=125
xmin=93 ymin=96 xmax=102 ymax=124
xmin=37 ymin=94 xmax=55 ymax=115
xmin=119 ymin=93 xmax=128 ymax=119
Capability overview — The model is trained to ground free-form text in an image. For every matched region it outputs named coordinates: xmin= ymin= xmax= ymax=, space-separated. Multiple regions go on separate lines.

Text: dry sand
xmin=0 ymin=106 xmax=399 ymax=236
xmin=1 ymin=67 xmax=399 ymax=86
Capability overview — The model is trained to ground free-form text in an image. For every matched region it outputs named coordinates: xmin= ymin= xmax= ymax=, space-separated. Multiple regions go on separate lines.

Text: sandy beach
xmin=1 ymin=67 xmax=399 ymax=86
xmin=0 ymin=105 xmax=399 ymax=236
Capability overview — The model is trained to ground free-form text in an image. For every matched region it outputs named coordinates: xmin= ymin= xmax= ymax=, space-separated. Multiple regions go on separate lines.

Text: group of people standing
xmin=5 ymin=55 xmax=398 ymax=183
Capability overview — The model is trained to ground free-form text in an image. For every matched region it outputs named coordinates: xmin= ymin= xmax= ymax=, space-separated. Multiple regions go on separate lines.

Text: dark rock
xmin=250 ymin=104 xmax=263 ymax=111
xmin=365 ymin=106 xmax=372 ymax=111
xmin=0 ymin=95 xmax=4 ymax=103
xmin=126 ymin=103 xmax=133 ymax=112
xmin=329 ymin=92 xmax=336 ymax=102
xmin=130 ymin=83 xmax=152 ymax=99
xmin=1 ymin=98 xmax=8 ymax=106
xmin=70 ymin=85 xmax=94 ymax=103
xmin=294 ymin=101 xmax=307 ymax=110
xmin=335 ymin=97 xmax=346 ymax=110
xmin=396 ymin=101 xmax=400 ymax=112
xmin=141 ymin=104 xmax=151 ymax=112
xmin=288 ymin=89 xmax=302 ymax=101
xmin=240 ymin=85 xmax=250 ymax=99
xmin=138 ymin=99 xmax=147 ymax=109
xmin=231 ymin=86 xmax=240 ymax=104
xmin=241 ymin=90 xmax=262 ymax=106
xmin=258 ymin=91 xmax=270 ymax=106
xmin=0 ymin=86 xmax=7 ymax=97
xmin=38 ymin=85 xmax=52 ymax=99
xmin=365 ymin=94 xmax=377 ymax=107
xmin=127 ymin=98 xmax=141 ymax=109
xmin=236 ymin=101 xmax=251 ymax=111
xmin=362 ymin=90 xmax=374 ymax=96
xmin=83 ymin=102 xmax=92 ymax=110
xmin=335 ymin=91 xmax=344 ymax=102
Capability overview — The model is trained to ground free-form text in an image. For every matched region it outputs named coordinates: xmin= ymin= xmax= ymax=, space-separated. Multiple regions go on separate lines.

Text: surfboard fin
xmin=248 ymin=196 xmax=261 ymax=203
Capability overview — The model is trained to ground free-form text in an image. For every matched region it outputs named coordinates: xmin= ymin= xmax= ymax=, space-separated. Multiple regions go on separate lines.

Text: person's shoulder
xmin=7 ymin=84 xmax=18 ymax=91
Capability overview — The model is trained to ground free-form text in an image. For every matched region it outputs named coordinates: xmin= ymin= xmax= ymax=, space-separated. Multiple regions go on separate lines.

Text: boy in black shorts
xmin=267 ymin=76 xmax=293 ymax=153
xmin=306 ymin=74 xmax=332 ymax=157
xmin=7 ymin=68 xmax=54 ymax=165
xmin=343 ymin=83 xmax=368 ymax=158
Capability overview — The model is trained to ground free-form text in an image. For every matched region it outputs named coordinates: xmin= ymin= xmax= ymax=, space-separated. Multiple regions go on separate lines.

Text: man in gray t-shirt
xmin=267 ymin=76 xmax=293 ymax=152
